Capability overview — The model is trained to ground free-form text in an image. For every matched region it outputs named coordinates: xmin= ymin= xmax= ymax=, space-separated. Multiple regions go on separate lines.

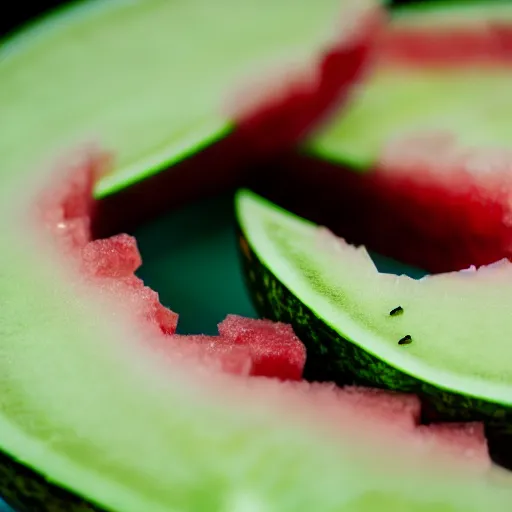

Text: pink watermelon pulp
xmin=39 ymin=149 xmax=310 ymax=382
xmin=254 ymin=3 xmax=512 ymax=274
xmin=378 ymin=11 xmax=512 ymax=66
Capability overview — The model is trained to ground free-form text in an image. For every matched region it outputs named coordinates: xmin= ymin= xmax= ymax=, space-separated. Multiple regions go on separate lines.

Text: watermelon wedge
xmin=1 ymin=0 xmax=382 ymax=236
xmin=235 ymin=188 xmax=512 ymax=464
xmin=0 ymin=150 xmax=511 ymax=511
xmin=251 ymin=0 xmax=512 ymax=274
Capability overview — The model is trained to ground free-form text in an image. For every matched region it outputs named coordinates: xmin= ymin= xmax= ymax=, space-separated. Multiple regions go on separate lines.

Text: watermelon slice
xmin=235 ymin=189 xmax=512 ymax=463
xmin=0 ymin=152 xmax=510 ymax=510
xmin=252 ymin=0 xmax=512 ymax=274
xmin=173 ymin=315 xmax=307 ymax=381
xmin=1 ymin=0 xmax=382 ymax=236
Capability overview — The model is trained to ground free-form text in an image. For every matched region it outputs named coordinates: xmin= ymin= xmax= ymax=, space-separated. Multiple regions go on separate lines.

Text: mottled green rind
xmin=236 ymin=229 xmax=512 ymax=429
xmin=0 ymin=449 xmax=104 ymax=512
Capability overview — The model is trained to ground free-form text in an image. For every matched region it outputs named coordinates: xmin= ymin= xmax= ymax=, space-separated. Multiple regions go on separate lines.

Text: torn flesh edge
xmin=315 ymin=216 xmax=512 ymax=282
xmin=38 ymin=147 xmax=498 ymax=474
xmin=37 ymin=147 xmax=310 ymax=382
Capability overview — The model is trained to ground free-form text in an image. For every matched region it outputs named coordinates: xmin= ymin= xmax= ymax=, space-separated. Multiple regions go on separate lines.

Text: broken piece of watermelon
xmin=235 ymin=188 xmax=512 ymax=470
xmin=173 ymin=315 xmax=307 ymax=381
xmin=218 ymin=315 xmax=306 ymax=381
xmin=41 ymin=150 xmax=304 ymax=382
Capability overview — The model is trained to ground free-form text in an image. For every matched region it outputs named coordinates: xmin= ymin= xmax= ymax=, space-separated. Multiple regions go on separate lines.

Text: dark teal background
xmin=135 ymin=193 xmax=257 ymax=335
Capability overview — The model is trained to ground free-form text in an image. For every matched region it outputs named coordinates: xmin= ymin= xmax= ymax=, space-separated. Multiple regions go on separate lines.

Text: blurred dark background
xmin=2 ymin=2 xmax=64 ymax=37
xmin=0 ymin=0 xmax=427 ymax=39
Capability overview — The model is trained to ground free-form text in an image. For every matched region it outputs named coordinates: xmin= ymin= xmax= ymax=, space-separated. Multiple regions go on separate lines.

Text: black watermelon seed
xmin=398 ymin=335 xmax=412 ymax=345
xmin=389 ymin=306 xmax=404 ymax=316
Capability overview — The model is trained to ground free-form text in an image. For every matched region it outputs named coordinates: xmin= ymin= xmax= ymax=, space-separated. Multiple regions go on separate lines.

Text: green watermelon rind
xmin=0 ymin=449 xmax=104 ymax=512
xmin=236 ymin=228 xmax=512 ymax=429
xmin=0 ymin=0 xmax=232 ymax=200
xmin=391 ymin=0 xmax=512 ymax=19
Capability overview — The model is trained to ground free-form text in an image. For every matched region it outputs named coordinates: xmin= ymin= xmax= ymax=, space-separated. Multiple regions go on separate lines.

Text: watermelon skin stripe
xmin=0 ymin=449 xmax=104 ymax=512
xmin=236 ymin=227 xmax=512 ymax=429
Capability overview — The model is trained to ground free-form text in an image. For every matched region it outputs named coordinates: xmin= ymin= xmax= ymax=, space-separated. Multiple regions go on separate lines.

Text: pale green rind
xmin=94 ymin=120 xmax=230 ymax=197
xmin=1 ymin=0 xmax=344 ymax=198
xmin=309 ymin=69 xmax=512 ymax=169
xmin=235 ymin=189 xmax=512 ymax=407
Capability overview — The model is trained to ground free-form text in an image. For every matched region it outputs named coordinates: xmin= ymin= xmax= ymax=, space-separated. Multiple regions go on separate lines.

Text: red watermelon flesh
xmin=175 ymin=315 xmax=308 ymax=382
xmin=256 ymin=9 xmax=512 ymax=274
xmin=38 ymin=149 xmax=180 ymax=337
xmin=82 ymin=234 xmax=142 ymax=279
xmin=218 ymin=315 xmax=306 ymax=381
xmin=172 ymin=315 xmax=307 ymax=381
xmin=229 ymin=6 xmax=386 ymax=153
xmin=378 ymin=20 xmax=512 ymax=66
xmin=369 ymin=133 xmax=512 ymax=272
xmin=271 ymin=133 xmax=512 ymax=274
xmin=38 ymin=149 xmax=494 ymax=478
xmin=255 ymin=139 xmax=512 ymax=273
xmin=331 ymin=9 xmax=512 ymax=273
xmin=290 ymin=380 xmax=487 ymax=474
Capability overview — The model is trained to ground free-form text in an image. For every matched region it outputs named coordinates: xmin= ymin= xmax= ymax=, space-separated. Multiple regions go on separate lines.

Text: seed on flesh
xmin=398 ymin=335 xmax=412 ymax=346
